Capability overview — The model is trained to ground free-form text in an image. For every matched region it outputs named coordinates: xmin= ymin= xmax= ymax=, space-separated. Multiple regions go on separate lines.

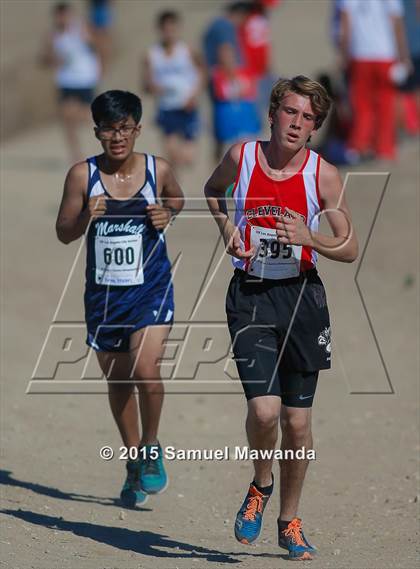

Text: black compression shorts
xmin=226 ymin=268 xmax=331 ymax=405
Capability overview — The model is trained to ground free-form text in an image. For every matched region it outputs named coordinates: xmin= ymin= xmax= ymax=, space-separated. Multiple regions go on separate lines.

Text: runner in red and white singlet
xmin=204 ymin=75 xmax=358 ymax=561
xmin=231 ymin=141 xmax=322 ymax=278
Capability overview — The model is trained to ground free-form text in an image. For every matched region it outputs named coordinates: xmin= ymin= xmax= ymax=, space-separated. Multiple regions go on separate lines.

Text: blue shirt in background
xmin=203 ymin=17 xmax=242 ymax=67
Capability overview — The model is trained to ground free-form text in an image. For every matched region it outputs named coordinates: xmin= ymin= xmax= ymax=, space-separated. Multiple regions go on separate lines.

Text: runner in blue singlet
xmin=56 ymin=90 xmax=184 ymax=507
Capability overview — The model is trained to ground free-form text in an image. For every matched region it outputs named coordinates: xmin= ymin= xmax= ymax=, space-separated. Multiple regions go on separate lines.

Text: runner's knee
xmin=280 ymin=411 xmax=311 ymax=441
xmin=133 ymin=365 xmax=164 ymax=393
xmin=132 ymin=361 xmax=162 ymax=381
xmin=248 ymin=400 xmax=280 ymax=431
xmin=107 ymin=378 xmax=135 ymax=394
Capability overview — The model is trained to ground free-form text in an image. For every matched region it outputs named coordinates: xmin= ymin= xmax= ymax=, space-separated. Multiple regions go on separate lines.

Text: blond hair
xmin=269 ymin=75 xmax=331 ymax=130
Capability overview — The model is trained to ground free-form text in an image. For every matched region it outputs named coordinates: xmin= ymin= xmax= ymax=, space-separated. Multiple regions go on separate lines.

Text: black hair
xmin=91 ymin=90 xmax=142 ymax=126
xmin=249 ymin=1 xmax=266 ymax=15
xmin=157 ymin=10 xmax=179 ymax=28
xmin=54 ymin=2 xmax=71 ymax=13
xmin=226 ymin=1 xmax=250 ymax=14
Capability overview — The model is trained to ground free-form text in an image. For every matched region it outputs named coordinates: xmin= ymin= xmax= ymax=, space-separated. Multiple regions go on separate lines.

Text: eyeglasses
xmin=96 ymin=124 xmax=138 ymax=140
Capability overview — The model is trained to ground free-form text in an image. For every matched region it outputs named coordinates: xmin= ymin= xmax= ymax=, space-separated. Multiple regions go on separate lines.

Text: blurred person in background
xmin=142 ymin=10 xmax=203 ymax=171
xmin=338 ymin=0 xmax=412 ymax=161
xmin=41 ymin=2 xmax=101 ymax=163
xmin=203 ymin=1 xmax=248 ymax=69
xmin=399 ymin=0 xmax=420 ymax=136
xmin=317 ymin=0 xmax=356 ymax=166
xmin=238 ymin=0 xmax=278 ymax=123
xmin=203 ymin=1 xmax=250 ymax=161
xmin=314 ymin=72 xmax=355 ymax=165
xmin=211 ymin=43 xmax=260 ymax=160
xmin=330 ymin=0 xmax=343 ymax=49
xmin=88 ymin=0 xmax=114 ymax=72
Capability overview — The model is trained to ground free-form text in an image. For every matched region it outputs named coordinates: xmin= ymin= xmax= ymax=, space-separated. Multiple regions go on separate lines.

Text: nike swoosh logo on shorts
xmin=298 ymin=394 xmax=313 ymax=400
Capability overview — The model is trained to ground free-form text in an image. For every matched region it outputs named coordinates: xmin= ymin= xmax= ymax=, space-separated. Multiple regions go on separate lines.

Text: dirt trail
xmin=1 ymin=2 xmax=418 ymax=568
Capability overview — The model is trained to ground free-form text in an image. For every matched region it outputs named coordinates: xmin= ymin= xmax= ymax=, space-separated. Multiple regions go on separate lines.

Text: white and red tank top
xmin=231 ymin=141 xmax=322 ymax=279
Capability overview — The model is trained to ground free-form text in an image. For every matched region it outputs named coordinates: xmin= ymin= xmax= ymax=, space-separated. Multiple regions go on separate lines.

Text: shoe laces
xmin=243 ymin=493 xmax=263 ymax=521
xmin=143 ymin=453 xmax=160 ymax=476
xmin=126 ymin=462 xmax=139 ymax=488
xmin=283 ymin=518 xmax=306 ymax=547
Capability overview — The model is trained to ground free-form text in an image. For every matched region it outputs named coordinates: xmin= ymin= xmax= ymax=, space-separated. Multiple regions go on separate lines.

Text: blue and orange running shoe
xmin=234 ymin=483 xmax=271 ymax=544
xmin=120 ymin=460 xmax=148 ymax=507
xmin=139 ymin=443 xmax=168 ymax=494
xmin=278 ymin=517 xmax=317 ymax=561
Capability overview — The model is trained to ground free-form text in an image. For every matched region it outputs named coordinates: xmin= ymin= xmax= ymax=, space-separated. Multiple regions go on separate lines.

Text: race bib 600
xmin=95 ymin=234 xmax=143 ymax=286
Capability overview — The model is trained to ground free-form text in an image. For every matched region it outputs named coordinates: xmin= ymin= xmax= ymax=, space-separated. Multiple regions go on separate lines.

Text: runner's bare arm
xmin=314 ymin=160 xmax=358 ymax=262
xmin=56 ymin=162 xmax=104 ymax=244
xmin=184 ymin=48 xmax=206 ymax=110
xmin=146 ymin=158 xmax=185 ymax=230
xmin=392 ymin=13 xmax=412 ymax=70
xmin=204 ymin=144 xmax=255 ymax=259
xmin=39 ymin=34 xmax=59 ymax=68
xmin=204 ymin=144 xmax=241 ymax=232
xmin=338 ymin=9 xmax=350 ymax=67
xmin=142 ymin=55 xmax=161 ymax=96
xmin=277 ymin=159 xmax=358 ymax=262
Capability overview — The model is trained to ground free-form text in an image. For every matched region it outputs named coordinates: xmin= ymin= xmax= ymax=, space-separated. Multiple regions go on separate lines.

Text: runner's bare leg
xmin=279 ymin=405 xmax=313 ymax=520
xmin=130 ymin=325 xmax=170 ymax=446
xmin=97 ymin=351 xmax=140 ymax=449
xmin=246 ymin=396 xmax=281 ymax=487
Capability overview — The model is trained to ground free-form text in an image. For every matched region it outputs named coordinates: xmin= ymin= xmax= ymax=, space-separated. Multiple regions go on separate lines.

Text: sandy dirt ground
xmin=1 ymin=2 xmax=419 ymax=568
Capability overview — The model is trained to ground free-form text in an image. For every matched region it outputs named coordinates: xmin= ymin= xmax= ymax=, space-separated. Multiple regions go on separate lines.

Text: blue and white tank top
xmin=85 ymin=154 xmax=172 ymax=291
xmin=53 ymin=22 xmax=100 ymax=89
xmin=148 ymin=41 xmax=199 ymax=110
